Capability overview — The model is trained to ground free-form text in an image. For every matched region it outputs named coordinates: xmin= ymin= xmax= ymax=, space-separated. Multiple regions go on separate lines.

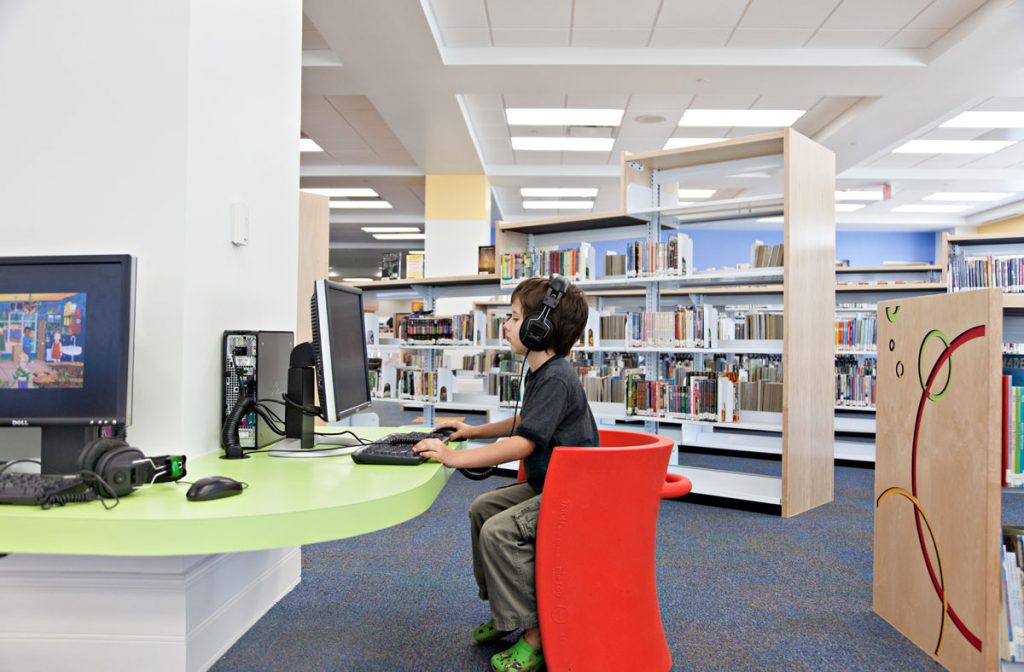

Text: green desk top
xmin=0 ymin=427 xmax=452 ymax=556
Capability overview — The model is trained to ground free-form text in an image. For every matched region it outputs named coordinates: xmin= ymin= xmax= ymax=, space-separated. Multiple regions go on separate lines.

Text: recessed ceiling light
xmin=677 ymin=189 xmax=716 ymax=199
xmin=520 ymin=187 xmax=599 ymax=198
xmin=361 ymin=227 xmax=421 ymax=233
xmin=522 ymin=200 xmax=595 ymax=210
xmin=892 ymin=140 xmax=1016 ymax=154
xmin=511 ymin=137 xmax=614 ymax=152
xmin=302 ymin=188 xmax=379 ymax=198
xmin=835 ymin=203 xmax=865 ymax=212
xmin=835 ymin=190 xmax=883 ymax=201
xmin=342 ymin=277 xmax=372 ymax=283
xmin=941 ymin=111 xmax=1024 ymax=128
xmin=923 ymin=192 xmax=1013 ymax=202
xmin=372 ymin=233 xmax=426 ymax=240
xmin=300 ymin=138 xmax=323 ymax=152
xmin=506 ymin=109 xmax=624 ymax=126
xmin=663 ymin=138 xmax=721 ymax=150
xmin=678 ymin=109 xmax=805 ymax=128
xmin=893 ymin=204 xmax=973 ymax=213
xmin=330 ymin=200 xmax=393 ymax=209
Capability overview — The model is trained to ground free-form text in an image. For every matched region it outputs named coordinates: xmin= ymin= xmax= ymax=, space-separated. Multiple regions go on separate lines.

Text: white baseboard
xmin=0 ymin=547 xmax=301 ymax=672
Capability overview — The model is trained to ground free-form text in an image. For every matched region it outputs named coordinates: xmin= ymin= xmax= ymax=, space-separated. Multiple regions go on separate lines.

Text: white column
xmin=0 ymin=0 xmax=302 ymax=459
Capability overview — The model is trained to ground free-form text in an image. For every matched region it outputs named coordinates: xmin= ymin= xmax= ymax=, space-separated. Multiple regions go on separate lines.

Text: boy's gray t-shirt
xmin=514 ymin=356 xmax=599 ymax=492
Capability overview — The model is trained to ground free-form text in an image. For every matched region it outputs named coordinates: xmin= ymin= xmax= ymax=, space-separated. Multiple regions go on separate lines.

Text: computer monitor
xmin=0 ymin=254 xmax=135 ymax=473
xmin=265 ymin=279 xmax=371 ymax=457
xmin=312 ymin=279 xmax=372 ymax=424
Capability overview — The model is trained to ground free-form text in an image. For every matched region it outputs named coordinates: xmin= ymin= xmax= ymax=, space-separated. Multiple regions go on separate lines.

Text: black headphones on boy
xmin=78 ymin=437 xmax=187 ymax=498
xmin=518 ymin=274 xmax=570 ymax=352
xmin=459 ymin=274 xmax=572 ymax=483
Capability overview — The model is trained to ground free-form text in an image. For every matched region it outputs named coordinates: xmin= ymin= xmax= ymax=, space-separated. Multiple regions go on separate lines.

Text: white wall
xmin=424 ymin=219 xmax=490 ymax=315
xmin=0 ymin=0 xmax=301 ymax=458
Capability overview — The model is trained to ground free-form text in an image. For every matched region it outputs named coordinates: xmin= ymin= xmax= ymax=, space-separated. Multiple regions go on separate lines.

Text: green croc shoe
xmin=473 ymin=617 xmax=513 ymax=643
xmin=490 ymin=636 xmax=544 ymax=672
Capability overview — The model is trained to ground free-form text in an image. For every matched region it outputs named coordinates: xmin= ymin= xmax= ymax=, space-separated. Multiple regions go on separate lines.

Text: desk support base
xmin=0 ymin=547 xmax=301 ymax=672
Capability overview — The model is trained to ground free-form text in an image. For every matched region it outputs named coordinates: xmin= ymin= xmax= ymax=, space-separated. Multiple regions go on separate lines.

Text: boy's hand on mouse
xmin=414 ymin=438 xmax=463 ymax=467
xmin=434 ymin=421 xmax=475 ymax=440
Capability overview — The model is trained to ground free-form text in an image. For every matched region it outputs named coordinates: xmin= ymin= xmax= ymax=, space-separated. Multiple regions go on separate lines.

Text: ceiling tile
xmin=753 ymin=95 xmax=824 ymax=110
xmin=740 ymin=0 xmax=842 ymax=30
xmin=325 ymin=95 xmax=377 ymax=111
xmin=912 ymin=154 xmax=981 ymax=169
xmin=563 ymin=151 xmax=612 ymax=165
xmin=648 ymin=28 xmax=731 ymax=47
xmin=441 ymin=28 xmax=492 ymax=47
xmin=565 ymin=93 xmax=630 ymax=108
xmin=727 ymin=28 xmax=815 ymax=47
xmin=487 ymin=0 xmax=572 ymax=30
xmin=867 ymin=153 xmax=933 ymax=168
xmin=884 ymin=28 xmax=944 ymax=47
xmin=491 ymin=29 xmax=571 ymax=46
xmin=689 ymin=94 xmax=760 ymax=109
xmin=514 ymin=151 xmax=563 ymax=165
xmin=906 ymin=0 xmax=987 ymax=30
xmin=502 ymin=93 xmax=567 ymax=108
xmin=627 ymin=94 xmax=695 ymax=110
xmin=571 ymin=29 xmax=650 ymax=47
xmin=426 ymin=0 xmax=489 ymax=29
xmin=572 ymin=0 xmax=661 ymax=30
xmin=804 ymin=29 xmax=896 ymax=48
xmin=303 ymin=29 xmax=329 ymax=50
xmin=823 ymin=0 xmax=932 ymax=30
xmin=976 ymin=97 xmax=1024 ymax=112
xmin=656 ymin=0 xmax=749 ymax=29
xmin=794 ymin=96 xmax=862 ymax=136
xmin=461 ymin=94 xmax=506 ymax=125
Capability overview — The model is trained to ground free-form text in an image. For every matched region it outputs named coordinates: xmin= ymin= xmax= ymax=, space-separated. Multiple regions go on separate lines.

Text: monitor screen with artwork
xmin=0 ymin=254 xmax=135 ymax=473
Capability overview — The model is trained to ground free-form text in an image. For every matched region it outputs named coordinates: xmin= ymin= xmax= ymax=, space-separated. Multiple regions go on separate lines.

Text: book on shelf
xmin=625 ymin=233 xmax=692 ymax=278
xmin=478 ymin=245 xmax=495 ymax=274
xmin=751 ymin=240 xmax=784 ymax=268
xmin=406 ymin=253 xmax=425 ymax=279
xmin=605 ymin=253 xmax=627 ymax=277
xmin=381 ymin=252 xmax=402 ymax=280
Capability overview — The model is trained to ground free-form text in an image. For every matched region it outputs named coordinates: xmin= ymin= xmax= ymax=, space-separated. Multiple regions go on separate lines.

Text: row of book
xmin=1002 ymin=529 xmax=1024 ymax=661
xmin=1004 ymin=363 xmax=1024 ymax=488
xmin=751 ymin=241 xmax=784 ymax=268
xmin=835 ymin=315 xmax=877 ymax=351
xmin=499 ymin=243 xmax=597 ymax=283
xmin=835 ymin=356 xmax=876 ymax=407
xmin=623 ymin=307 xmax=784 ymax=349
xmin=623 ymin=234 xmax=693 ymax=277
xmin=949 ymin=247 xmax=1024 ymax=294
xmin=399 ymin=313 xmax=485 ymax=345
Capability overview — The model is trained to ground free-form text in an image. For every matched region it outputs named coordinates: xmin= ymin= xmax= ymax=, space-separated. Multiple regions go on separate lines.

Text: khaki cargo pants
xmin=469 ymin=481 xmax=541 ymax=631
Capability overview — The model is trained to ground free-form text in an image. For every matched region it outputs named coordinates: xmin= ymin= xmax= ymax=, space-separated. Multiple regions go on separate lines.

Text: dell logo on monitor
xmin=11 ymin=420 xmax=29 ymax=427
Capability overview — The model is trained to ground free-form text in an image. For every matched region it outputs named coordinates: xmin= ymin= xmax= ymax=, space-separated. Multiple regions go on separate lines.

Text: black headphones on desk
xmin=519 ymin=274 xmax=570 ymax=352
xmin=78 ymin=437 xmax=187 ymax=498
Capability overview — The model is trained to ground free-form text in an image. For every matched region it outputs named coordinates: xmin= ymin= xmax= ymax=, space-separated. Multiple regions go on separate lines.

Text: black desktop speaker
xmin=519 ymin=275 xmax=570 ymax=352
xmin=78 ymin=437 xmax=187 ymax=498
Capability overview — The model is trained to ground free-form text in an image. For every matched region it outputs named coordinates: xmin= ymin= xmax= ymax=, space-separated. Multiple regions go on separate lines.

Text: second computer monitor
xmin=311 ymin=279 xmax=372 ymax=423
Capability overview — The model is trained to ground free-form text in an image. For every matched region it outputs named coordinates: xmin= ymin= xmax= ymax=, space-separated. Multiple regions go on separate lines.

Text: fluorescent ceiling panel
xmin=923 ymin=192 xmax=1013 ymax=201
xmin=299 ymin=138 xmax=323 ymax=152
xmin=835 ymin=190 xmax=883 ymax=201
xmin=302 ymin=188 xmax=379 ymax=197
xmin=506 ymin=108 xmax=624 ymax=126
xmin=520 ymin=187 xmax=599 ymax=197
xmin=372 ymin=233 xmax=426 ymax=240
xmin=892 ymin=140 xmax=1017 ymax=154
xmin=677 ymin=189 xmax=716 ymax=199
xmin=678 ymin=109 xmax=805 ymax=127
xmin=330 ymin=200 xmax=393 ymax=209
xmin=511 ymin=137 xmax=614 ymax=152
xmin=893 ymin=204 xmax=973 ymax=213
xmin=941 ymin=111 xmax=1024 ymax=128
xmin=522 ymin=200 xmax=595 ymax=209
xmin=664 ymin=138 xmax=722 ymax=150
xmin=361 ymin=227 xmax=421 ymax=233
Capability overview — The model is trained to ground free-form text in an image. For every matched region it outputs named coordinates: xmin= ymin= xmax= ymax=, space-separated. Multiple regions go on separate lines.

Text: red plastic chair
xmin=520 ymin=429 xmax=691 ymax=672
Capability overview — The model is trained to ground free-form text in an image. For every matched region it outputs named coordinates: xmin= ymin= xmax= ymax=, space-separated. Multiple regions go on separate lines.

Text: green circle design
xmin=918 ymin=329 xmax=951 ymax=401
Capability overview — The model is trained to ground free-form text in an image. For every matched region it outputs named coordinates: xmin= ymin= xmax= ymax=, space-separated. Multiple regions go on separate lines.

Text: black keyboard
xmin=351 ymin=431 xmax=453 ymax=466
xmin=0 ymin=472 xmax=92 ymax=507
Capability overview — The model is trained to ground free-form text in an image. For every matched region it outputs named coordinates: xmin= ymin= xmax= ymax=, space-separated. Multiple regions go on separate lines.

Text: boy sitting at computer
xmin=414 ymin=275 xmax=598 ymax=672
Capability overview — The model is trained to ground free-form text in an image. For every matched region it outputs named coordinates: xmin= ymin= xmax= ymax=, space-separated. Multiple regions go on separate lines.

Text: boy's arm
xmin=468 ymin=415 xmax=520 ymax=439
xmin=414 ymin=434 xmax=534 ymax=469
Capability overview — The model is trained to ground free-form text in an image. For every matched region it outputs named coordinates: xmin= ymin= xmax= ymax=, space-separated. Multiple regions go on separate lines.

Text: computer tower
xmin=222 ymin=330 xmax=294 ymax=449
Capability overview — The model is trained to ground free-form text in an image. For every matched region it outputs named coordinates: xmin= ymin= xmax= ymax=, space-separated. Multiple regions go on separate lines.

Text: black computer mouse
xmin=186 ymin=476 xmax=244 ymax=501
xmin=434 ymin=427 xmax=458 ymax=440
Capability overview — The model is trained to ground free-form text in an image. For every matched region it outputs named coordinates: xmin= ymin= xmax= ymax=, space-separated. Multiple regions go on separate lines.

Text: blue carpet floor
xmin=210 ymin=405 xmax=1019 ymax=671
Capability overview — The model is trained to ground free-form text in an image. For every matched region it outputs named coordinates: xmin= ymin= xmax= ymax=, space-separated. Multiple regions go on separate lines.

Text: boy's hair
xmin=511 ymin=277 xmax=589 ymax=356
